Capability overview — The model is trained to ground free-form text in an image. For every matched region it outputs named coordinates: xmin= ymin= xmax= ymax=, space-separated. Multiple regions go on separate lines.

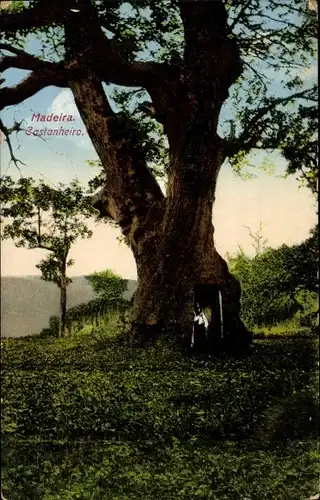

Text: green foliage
xmin=85 ymin=268 xmax=128 ymax=303
xmin=294 ymin=289 xmax=319 ymax=328
xmin=36 ymin=254 xmax=73 ymax=288
xmin=1 ymin=440 xmax=318 ymax=500
xmin=1 ymin=1 xmax=317 ymax=190
xmin=280 ymin=103 xmax=318 ymax=195
xmin=1 ymin=334 xmax=318 ymax=499
xmin=228 ymin=227 xmax=318 ymax=329
xmin=228 ymin=87 xmax=318 ymax=192
xmin=0 ymin=0 xmax=26 ymax=47
xmin=88 ymin=0 xmax=318 ymax=191
xmin=223 ymin=1 xmax=317 ymax=188
xmin=0 ymin=176 xmax=95 ymax=287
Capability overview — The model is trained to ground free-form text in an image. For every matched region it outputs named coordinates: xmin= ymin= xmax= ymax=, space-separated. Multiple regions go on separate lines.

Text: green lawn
xmin=252 ymin=322 xmax=314 ymax=338
xmin=1 ymin=332 xmax=319 ymax=499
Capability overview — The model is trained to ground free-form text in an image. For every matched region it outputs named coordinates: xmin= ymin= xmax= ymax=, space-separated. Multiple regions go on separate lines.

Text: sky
xmin=0 ymin=5 xmax=318 ymax=280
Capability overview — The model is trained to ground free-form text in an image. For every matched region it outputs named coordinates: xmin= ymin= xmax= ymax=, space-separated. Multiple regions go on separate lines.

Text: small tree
xmin=243 ymin=222 xmax=269 ymax=257
xmin=86 ymin=269 xmax=127 ymax=305
xmin=0 ymin=176 xmax=96 ymax=336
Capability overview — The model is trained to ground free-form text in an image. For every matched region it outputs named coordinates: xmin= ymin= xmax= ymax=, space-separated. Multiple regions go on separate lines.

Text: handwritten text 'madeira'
xmin=31 ymin=113 xmax=75 ymax=122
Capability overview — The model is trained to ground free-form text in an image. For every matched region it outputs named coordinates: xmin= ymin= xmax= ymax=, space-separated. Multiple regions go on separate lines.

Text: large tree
xmin=0 ymin=0 xmax=317 ymax=349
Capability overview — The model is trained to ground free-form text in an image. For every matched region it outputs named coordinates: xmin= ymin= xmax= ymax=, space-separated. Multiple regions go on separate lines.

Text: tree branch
xmin=0 ymin=41 xmax=175 ymax=124
xmin=0 ymin=0 xmax=170 ymax=92
xmin=1 ymin=0 xmax=177 ymax=123
xmin=0 ymin=42 xmax=55 ymax=72
xmin=225 ymin=86 xmax=317 ymax=157
xmin=0 ymin=64 xmax=66 ymax=110
xmin=99 ymin=59 xmax=174 ymax=92
xmin=0 ymin=0 xmax=75 ymax=33
xmin=0 ymin=44 xmax=67 ymax=109
xmin=243 ymin=61 xmax=269 ymax=92
xmin=229 ymin=0 xmax=252 ymax=31
xmin=0 ymin=117 xmax=26 ymax=171
xmin=178 ymin=0 xmax=243 ymax=102
xmin=63 ymin=0 xmax=178 ymax=123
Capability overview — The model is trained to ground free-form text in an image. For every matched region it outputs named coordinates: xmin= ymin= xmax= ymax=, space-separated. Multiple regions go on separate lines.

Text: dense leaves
xmin=0 ymin=0 xmax=317 ymax=185
xmin=228 ymin=228 xmax=318 ymax=328
xmin=1 ymin=440 xmax=318 ymax=500
xmin=0 ymin=176 xmax=95 ymax=265
xmin=85 ymin=268 xmax=128 ymax=302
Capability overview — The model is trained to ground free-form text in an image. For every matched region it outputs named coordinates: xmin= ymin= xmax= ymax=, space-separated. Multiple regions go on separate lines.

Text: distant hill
xmin=1 ymin=276 xmax=137 ymax=338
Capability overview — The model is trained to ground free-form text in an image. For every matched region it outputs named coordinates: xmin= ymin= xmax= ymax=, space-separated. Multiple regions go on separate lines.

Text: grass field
xmin=1 ymin=327 xmax=319 ymax=499
xmin=252 ymin=321 xmax=315 ymax=338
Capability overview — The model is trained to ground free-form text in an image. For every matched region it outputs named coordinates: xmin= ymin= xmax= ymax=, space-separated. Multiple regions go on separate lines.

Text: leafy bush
xmin=294 ymin=289 xmax=319 ymax=328
xmin=227 ymin=230 xmax=318 ymax=330
xmin=85 ymin=269 xmax=128 ymax=303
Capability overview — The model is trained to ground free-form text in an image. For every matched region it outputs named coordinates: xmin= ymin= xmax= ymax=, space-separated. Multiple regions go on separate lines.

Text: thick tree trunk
xmin=128 ymin=5 xmax=250 ymax=351
xmin=130 ymin=138 xmax=251 ymax=351
xmin=64 ymin=1 xmax=250 ymax=352
xmin=131 ymin=237 xmax=251 ymax=352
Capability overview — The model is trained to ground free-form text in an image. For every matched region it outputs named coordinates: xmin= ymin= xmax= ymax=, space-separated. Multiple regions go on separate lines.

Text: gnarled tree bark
xmin=62 ymin=0 xmax=251 ymax=351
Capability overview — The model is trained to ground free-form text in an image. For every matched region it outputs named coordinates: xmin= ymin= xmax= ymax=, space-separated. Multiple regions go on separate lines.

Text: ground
xmin=1 ymin=323 xmax=319 ymax=500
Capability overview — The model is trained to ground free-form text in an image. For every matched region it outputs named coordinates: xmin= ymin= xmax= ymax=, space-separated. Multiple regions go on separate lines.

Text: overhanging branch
xmin=0 ymin=66 xmax=66 ymax=110
xmin=0 ymin=0 xmax=74 ymax=33
xmin=0 ymin=42 xmax=55 ymax=72
xmin=225 ymin=86 xmax=317 ymax=158
xmin=0 ymin=41 xmax=68 ymax=110
xmin=1 ymin=0 xmax=177 ymax=123
xmin=0 ymin=43 xmax=175 ymax=124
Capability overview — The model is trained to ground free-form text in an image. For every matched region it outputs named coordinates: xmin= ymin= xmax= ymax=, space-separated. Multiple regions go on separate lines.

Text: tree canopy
xmin=0 ymin=176 xmax=94 ymax=280
xmin=86 ymin=268 xmax=128 ymax=303
xmin=0 ymin=0 xmax=317 ymax=189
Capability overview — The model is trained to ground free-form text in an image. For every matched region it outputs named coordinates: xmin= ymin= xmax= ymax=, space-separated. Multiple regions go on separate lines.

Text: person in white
xmin=192 ymin=303 xmax=209 ymax=347
xmin=194 ymin=308 xmax=209 ymax=330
